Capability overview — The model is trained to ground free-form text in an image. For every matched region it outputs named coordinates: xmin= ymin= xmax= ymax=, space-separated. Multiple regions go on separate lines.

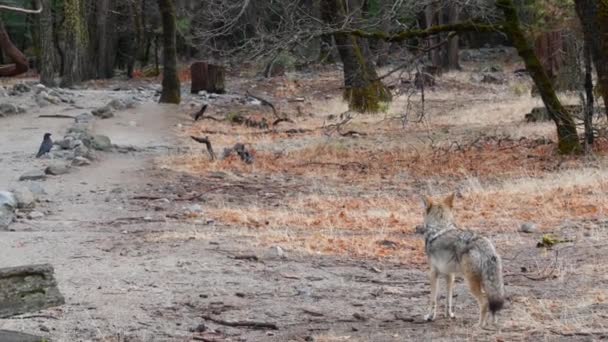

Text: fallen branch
xmin=191 ymin=136 xmax=217 ymax=161
xmin=201 ymin=314 xmax=278 ymax=330
xmin=272 ymin=117 xmax=294 ymax=126
xmin=192 ymin=104 xmax=208 ymax=121
xmin=246 ymin=91 xmax=278 ymax=118
xmin=38 ymin=114 xmax=75 ymax=119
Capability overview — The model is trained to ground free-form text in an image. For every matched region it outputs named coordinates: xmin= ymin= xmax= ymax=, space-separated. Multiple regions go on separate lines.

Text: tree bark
xmin=38 ymin=0 xmax=55 ymax=85
xmin=61 ymin=0 xmax=87 ymax=87
xmin=497 ymin=0 xmax=581 ymax=154
xmin=425 ymin=3 xmax=441 ymax=68
xmin=444 ymin=2 xmax=460 ymax=70
xmin=574 ymin=0 xmax=608 ymax=118
xmin=191 ymin=62 xmax=225 ymax=94
xmin=157 ymin=0 xmax=181 ymax=104
xmin=583 ymin=42 xmax=594 ymax=148
xmin=95 ymin=0 xmax=113 ymax=78
xmin=321 ymin=0 xmax=391 ymax=113
xmin=0 ymin=18 xmax=29 ymax=77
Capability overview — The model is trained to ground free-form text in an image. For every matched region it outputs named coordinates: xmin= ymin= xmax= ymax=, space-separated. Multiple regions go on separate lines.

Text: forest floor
xmin=1 ymin=49 xmax=608 ymax=341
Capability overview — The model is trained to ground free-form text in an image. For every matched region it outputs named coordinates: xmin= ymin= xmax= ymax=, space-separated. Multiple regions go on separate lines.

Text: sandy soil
xmin=0 ymin=67 xmax=606 ymax=342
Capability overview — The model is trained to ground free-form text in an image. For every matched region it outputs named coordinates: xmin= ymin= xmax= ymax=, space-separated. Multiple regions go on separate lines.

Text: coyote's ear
xmin=421 ymin=196 xmax=432 ymax=212
xmin=444 ymin=193 xmax=455 ymax=208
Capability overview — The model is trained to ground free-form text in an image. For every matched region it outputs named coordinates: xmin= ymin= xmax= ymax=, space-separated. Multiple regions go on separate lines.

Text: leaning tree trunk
xmin=574 ymin=0 xmax=608 ymax=118
xmin=321 ymin=0 xmax=391 ymax=113
xmin=497 ymin=0 xmax=581 ymax=154
xmin=0 ymin=19 xmax=29 ymax=77
xmin=583 ymin=42 xmax=594 ymax=148
xmin=157 ymin=0 xmax=181 ymax=104
xmin=38 ymin=0 xmax=55 ymax=85
xmin=61 ymin=0 xmax=87 ymax=87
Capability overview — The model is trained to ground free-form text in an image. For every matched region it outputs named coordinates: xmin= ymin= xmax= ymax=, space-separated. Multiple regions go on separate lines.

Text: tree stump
xmin=0 ymin=264 xmax=65 ymax=318
xmin=190 ymin=62 xmax=225 ymax=94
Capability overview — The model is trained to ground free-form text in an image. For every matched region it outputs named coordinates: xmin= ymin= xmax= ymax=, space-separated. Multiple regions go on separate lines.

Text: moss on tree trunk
xmin=157 ymin=0 xmax=181 ymax=104
xmin=322 ymin=0 xmax=391 ymax=113
xmin=497 ymin=0 xmax=581 ymax=154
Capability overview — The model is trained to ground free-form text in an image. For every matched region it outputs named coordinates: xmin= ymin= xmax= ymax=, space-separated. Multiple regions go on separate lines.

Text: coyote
xmin=420 ymin=194 xmax=504 ymax=327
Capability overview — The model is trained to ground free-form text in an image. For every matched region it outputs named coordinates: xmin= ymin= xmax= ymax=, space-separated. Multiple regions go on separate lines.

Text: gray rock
xmin=72 ymin=156 xmax=91 ymax=166
xmin=107 ymin=99 xmax=126 ymax=110
xmin=520 ymin=222 xmax=538 ymax=233
xmin=75 ymin=112 xmax=95 ymax=123
xmin=0 ymin=191 xmax=16 ymax=230
xmin=19 ymin=170 xmax=47 ymax=181
xmin=10 ymin=187 xmax=36 ymax=209
xmin=74 ymin=144 xmax=95 ymax=160
xmin=34 ymin=84 xmax=47 ymax=94
xmin=28 ymin=183 xmax=47 ymax=195
xmin=92 ymin=105 xmax=114 ymax=119
xmin=55 ymin=137 xmax=81 ymax=150
xmin=48 ymin=149 xmax=74 ymax=160
xmin=11 ymin=83 xmax=31 ymax=94
xmin=90 ymin=135 xmax=112 ymax=151
xmin=34 ymin=91 xmax=61 ymax=107
xmin=480 ymin=73 xmax=505 ymax=84
xmin=45 ymin=164 xmax=71 ymax=176
xmin=0 ymin=103 xmax=25 ymax=117
xmin=27 ymin=211 xmax=45 ymax=220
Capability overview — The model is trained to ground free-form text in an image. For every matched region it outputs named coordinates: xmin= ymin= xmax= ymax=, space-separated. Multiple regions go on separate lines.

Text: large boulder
xmin=89 ymin=135 xmax=112 ymax=151
xmin=0 ymin=103 xmax=25 ymax=117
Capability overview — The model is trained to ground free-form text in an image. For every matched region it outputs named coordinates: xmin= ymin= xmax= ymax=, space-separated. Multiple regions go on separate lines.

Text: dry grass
xmin=160 ymin=67 xmax=608 ymax=264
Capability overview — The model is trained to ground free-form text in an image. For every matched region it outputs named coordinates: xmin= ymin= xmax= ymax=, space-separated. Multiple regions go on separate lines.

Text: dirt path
xmin=0 ymin=83 xmax=602 ymax=342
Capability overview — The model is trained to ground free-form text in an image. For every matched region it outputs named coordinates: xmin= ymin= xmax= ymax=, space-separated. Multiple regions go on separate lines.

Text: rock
xmin=107 ymin=99 xmax=126 ymax=110
xmin=19 ymin=170 xmax=47 ymax=181
xmin=74 ymin=145 xmax=95 ymax=160
xmin=75 ymin=112 xmax=95 ymax=123
xmin=44 ymin=164 xmax=70 ymax=176
xmin=0 ymin=192 xmax=16 ymax=230
xmin=72 ymin=156 xmax=91 ymax=166
xmin=55 ymin=137 xmax=82 ymax=150
xmin=0 ymin=103 xmax=25 ymax=117
xmin=481 ymin=64 xmax=503 ymax=73
xmin=271 ymin=246 xmax=285 ymax=258
xmin=10 ymin=188 xmax=36 ymax=209
xmin=520 ymin=222 xmax=538 ymax=233
xmin=11 ymin=83 xmax=31 ymax=94
xmin=89 ymin=135 xmax=112 ymax=151
xmin=27 ymin=211 xmax=45 ymax=220
xmin=34 ymin=91 xmax=61 ymax=107
xmin=480 ymin=73 xmax=505 ymax=84
xmin=28 ymin=183 xmax=47 ymax=195
xmin=48 ymin=149 xmax=74 ymax=160
xmin=92 ymin=105 xmax=114 ymax=119
xmin=34 ymin=84 xmax=47 ymax=94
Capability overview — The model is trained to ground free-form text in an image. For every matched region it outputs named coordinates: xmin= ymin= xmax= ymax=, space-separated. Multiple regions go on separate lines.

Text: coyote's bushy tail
xmin=481 ymin=244 xmax=505 ymax=313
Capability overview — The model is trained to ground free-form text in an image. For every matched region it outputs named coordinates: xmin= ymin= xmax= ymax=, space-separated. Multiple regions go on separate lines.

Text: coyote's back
xmin=420 ymin=194 xmax=504 ymax=327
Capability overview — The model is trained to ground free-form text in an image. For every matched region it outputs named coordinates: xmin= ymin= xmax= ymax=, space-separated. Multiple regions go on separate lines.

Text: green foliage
xmin=343 ymin=81 xmax=392 ymax=113
xmin=176 ymin=18 xmax=190 ymax=33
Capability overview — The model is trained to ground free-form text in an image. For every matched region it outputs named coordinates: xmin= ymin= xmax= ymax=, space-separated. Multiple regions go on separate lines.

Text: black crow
xmin=36 ymin=133 xmax=53 ymax=158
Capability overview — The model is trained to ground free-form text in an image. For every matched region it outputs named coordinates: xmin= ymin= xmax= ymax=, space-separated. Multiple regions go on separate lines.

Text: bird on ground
xmin=36 ymin=133 xmax=53 ymax=158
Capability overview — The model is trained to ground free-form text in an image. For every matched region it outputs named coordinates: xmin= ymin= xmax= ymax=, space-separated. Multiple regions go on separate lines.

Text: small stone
xmin=19 ymin=170 xmax=47 ymax=181
xmin=90 ymin=135 xmax=112 ymax=151
xmin=28 ymin=183 xmax=47 ymax=195
xmin=10 ymin=187 xmax=36 ymax=208
xmin=520 ymin=222 xmax=538 ymax=233
xmin=72 ymin=156 xmax=91 ymax=166
xmin=75 ymin=112 xmax=95 ymax=123
xmin=45 ymin=164 xmax=71 ymax=175
xmin=27 ymin=211 xmax=45 ymax=219
xmin=92 ymin=105 xmax=114 ymax=119
xmin=107 ymin=99 xmax=127 ymax=110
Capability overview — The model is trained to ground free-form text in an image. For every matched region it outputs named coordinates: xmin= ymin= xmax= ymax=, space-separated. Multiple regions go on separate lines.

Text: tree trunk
xmin=191 ymin=62 xmax=225 ymax=94
xmin=95 ymin=0 xmax=113 ymax=78
xmin=0 ymin=18 xmax=29 ymax=77
xmin=321 ymin=0 xmax=391 ymax=113
xmin=425 ymin=3 xmax=441 ymax=68
xmin=444 ymin=2 xmax=460 ymax=70
xmin=497 ymin=0 xmax=581 ymax=154
xmin=38 ymin=0 xmax=55 ymax=85
xmin=157 ymin=0 xmax=181 ymax=104
xmin=583 ymin=42 xmax=594 ymax=149
xmin=574 ymin=0 xmax=608 ymax=118
xmin=61 ymin=0 xmax=87 ymax=87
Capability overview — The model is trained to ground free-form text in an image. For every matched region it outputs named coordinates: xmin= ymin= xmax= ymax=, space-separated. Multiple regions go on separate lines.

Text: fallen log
xmin=0 ymin=264 xmax=64 ymax=318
